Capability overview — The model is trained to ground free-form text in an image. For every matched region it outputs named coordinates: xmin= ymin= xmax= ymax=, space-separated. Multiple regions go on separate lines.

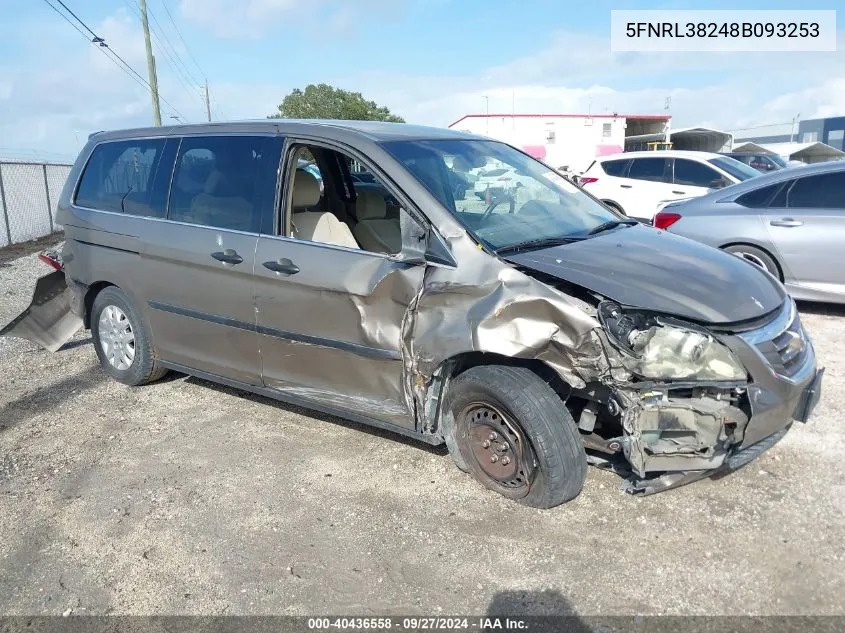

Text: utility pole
xmin=139 ymin=0 xmax=162 ymax=126
xmin=204 ymin=80 xmax=212 ymax=122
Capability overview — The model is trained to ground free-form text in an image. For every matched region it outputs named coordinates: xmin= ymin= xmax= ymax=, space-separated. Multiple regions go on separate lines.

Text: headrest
xmin=356 ymin=188 xmax=388 ymax=220
xmin=204 ymin=170 xmax=222 ymax=194
xmin=292 ymin=169 xmax=321 ymax=209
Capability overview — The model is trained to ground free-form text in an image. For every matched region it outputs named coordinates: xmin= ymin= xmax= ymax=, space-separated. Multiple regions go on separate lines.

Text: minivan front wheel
xmin=445 ymin=365 xmax=587 ymax=508
xmin=91 ymin=287 xmax=168 ymax=386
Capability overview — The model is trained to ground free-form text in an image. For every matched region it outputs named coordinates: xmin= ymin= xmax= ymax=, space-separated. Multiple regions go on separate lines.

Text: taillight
xmin=578 ymin=176 xmax=598 ymax=185
xmin=38 ymin=253 xmax=62 ymax=271
xmin=653 ymin=212 xmax=682 ymax=230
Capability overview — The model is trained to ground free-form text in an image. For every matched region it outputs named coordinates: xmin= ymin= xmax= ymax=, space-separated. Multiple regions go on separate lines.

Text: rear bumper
xmin=0 ymin=270 xmax=83 ymax=352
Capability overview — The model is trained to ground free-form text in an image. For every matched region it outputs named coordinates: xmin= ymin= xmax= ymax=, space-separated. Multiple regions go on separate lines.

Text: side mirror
xmin=398 ymin=209 xmax=457 ymax=267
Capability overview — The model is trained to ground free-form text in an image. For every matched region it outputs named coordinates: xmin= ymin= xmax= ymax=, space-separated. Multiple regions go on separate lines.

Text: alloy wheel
xmin=97 ymin=305 xmax=136 ymax=371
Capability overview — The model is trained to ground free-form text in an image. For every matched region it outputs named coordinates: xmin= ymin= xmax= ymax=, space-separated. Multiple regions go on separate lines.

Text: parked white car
xmin=578 ymin=150 xmax=761 ymax=221
xmin=473 ymin=167 xmax=529 ymax=201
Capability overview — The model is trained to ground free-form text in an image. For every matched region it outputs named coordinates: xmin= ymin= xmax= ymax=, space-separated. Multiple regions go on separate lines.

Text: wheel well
xmin=719 ymin=242 xmax=784 ymax=281
xmin=83 ymin=281 xmax=115 ymax=328
xmin=426 ymin=352 xmax=572 ymax=435
xmin=601 ymin=200 xmax=625 ymax=215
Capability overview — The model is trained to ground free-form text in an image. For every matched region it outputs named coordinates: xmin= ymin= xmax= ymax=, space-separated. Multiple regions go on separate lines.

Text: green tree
xmin=269 ymin=83 xmax=404 ymax=122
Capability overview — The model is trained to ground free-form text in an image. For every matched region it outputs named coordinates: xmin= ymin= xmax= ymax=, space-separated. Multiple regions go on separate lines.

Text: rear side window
xmin=673 ymin=159 xmax=723 ymax=188
xmin=168 ymin=135 xmax=282 ymax=233
xmin=75 ymin=139 xmax=169 ymax=216
xmin=627 ymin=158 xmax=669 ymax=183
xmin=736 ymin=183 xmax=783 ymax=208
xmin=600 ymin=159 xmax=630 ymax=177
xmin=787 ymin=172 xmax=845 ymax=209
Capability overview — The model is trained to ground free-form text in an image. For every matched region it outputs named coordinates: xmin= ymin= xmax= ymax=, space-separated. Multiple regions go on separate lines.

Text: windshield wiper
xmin=495 ymin=236 xmax=582 ymax=255
xmin=586 ymin=219 xmax=638 ymax=236
xmin=120 ymin=186 xmax=134 ymax=214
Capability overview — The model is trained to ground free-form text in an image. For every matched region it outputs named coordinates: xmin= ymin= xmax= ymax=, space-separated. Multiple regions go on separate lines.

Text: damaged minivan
xmin=2 ymin=121 xmax=823 ymax=507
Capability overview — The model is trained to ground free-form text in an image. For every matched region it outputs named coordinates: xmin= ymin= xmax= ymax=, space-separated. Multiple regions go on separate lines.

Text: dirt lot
xmin=1 ymin=238 xmax=844 ymax=617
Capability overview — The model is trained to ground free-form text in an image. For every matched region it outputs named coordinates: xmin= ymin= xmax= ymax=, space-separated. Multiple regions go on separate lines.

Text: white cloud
xmin=1 ymin=14 xmax=843 ymax=162
xmin=178 ymin=0 xmax=408 ymax=38
xmin=341 ymin=30 xmax=845 ymax=133
xmin=178 ymin=0 xmax=307 ymax=38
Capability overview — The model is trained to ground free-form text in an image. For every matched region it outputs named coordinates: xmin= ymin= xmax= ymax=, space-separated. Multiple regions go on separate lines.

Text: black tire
xmin=723 ymin=244 xmax=781 ymax=280
xmin=443 ymin=365 xmax=587 ymax=508
xmin=602 ymin=200 xmax=626 ymax=216
xmin=91 ymin=286 xmax=168 ymax=386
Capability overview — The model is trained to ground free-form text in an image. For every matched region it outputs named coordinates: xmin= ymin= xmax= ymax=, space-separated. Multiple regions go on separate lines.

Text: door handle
xmin=770 ymin=218 xmax=804 ymax=228
xmin=211 ymin=249 xmax=244 ymax=265
xmin=672 ymin=190 xmax=686 ymax=195
xmin=263 ymin=258 xmax=300 ymax=275
xmin=620 ymin=184 xmax=633 ymax=189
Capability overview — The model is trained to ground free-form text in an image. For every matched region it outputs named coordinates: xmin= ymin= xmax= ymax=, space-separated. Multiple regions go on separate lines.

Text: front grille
xmin=749 ymin=305 xmax=810 ymax=379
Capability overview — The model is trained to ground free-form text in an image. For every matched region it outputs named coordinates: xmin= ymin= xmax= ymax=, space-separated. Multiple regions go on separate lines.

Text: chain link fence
xmin=0 ymin=161 xmax=73 ymax=248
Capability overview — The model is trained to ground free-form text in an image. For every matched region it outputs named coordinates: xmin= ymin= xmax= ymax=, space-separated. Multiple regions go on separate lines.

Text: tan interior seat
xmin=290 ymin=170 xmax=359 ymax=249
xmin=190 ymin=168 xmax=254 ymax=231
xmin=353 ymin=188 xmax=401 ymax=254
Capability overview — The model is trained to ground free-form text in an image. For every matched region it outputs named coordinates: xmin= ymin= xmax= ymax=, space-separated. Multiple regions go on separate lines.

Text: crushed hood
xmin=505 ymin=225 xmax=785 ymax=324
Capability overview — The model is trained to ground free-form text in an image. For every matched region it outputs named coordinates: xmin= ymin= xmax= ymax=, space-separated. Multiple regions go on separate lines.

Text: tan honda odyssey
xmin=2 ymin=120 xmax=823 ymax=507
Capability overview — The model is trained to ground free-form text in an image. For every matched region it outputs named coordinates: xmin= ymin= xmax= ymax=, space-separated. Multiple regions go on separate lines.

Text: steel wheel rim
xmin=98 ymin=305 xmax=135 ymax=371
xmin=459 ymin=403 xmax=534 ymax=494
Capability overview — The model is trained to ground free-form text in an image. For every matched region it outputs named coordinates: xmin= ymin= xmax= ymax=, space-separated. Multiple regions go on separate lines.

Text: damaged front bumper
xmin=607 ymin=300 xmax=822 ymax=495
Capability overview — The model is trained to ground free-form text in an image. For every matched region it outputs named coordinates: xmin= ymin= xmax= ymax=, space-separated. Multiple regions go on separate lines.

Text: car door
xmin=581 ymin=158 xmax=630 ymax=209
xmin=762 ymin=170 xmax=845 ymax=296
xmin=623 ymin=157 xmax=671 ymax=220
xmin=670 ymin=158 xmax=727 ymax=202
xmin=253 ymin=140 xmax=427 ymax=428
xmin=139 ymin=133 xmax=282 ymax=384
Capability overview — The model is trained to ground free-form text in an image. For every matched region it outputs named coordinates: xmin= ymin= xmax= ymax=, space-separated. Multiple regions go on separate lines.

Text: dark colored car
xmin=1 ymin=121 xmax=823 ymax=506
xmin=721 ymin=152 xmax=788 ymax=173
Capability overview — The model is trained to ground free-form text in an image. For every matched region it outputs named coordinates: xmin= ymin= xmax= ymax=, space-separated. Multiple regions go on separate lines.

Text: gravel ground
xmin=1 ymin=238 xmax=844 ymax=617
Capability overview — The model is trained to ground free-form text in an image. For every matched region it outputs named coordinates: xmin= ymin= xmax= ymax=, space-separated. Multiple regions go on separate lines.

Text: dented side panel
xmin=254 ymin=235 xmax=426 ymax=428
xmin=405 ymin=233 xmax=608 ymax=430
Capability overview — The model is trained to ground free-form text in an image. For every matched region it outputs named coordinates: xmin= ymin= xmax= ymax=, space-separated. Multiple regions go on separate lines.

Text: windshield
xmin=768 ymin=154 xmax=788 ymax=168
xmin=382 ymin=139 xmax=619 ymax=251
xmin=708 ymin=156 xmax=761 ymax=182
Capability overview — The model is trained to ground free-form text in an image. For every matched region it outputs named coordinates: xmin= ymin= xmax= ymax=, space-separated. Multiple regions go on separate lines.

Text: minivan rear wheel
xmin=91 ymin=287 xmax=168 ymax=386
xmin=444 ymin=365 xmax=587 ymax=508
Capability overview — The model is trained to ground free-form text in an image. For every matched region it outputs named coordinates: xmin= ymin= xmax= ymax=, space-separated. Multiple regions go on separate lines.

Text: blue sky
xmin=0 ymin=0 xmax=842 ymax=160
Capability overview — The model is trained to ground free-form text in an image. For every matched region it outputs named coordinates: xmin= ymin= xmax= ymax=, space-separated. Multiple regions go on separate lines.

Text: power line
xmin=160 ymin=0 xmax=207 ymax=82
xmin=53 ymin=0 xmax=99 ymax=38
xmin=159 ymin=0 xmax=227 ymax=120
xmin=122 ymin=0 xmax=206 ymax=112
xmin=40 ymin=0 xmax=187 ymax=121
xmin=147 ymin=2 xmax=204 ymax=88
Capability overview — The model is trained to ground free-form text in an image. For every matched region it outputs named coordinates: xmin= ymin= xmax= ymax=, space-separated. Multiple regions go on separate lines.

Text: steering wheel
xmin=481 ymin=193 xmax=516 ymax=219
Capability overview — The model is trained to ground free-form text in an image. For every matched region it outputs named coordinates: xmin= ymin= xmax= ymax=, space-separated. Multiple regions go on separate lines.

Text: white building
xmin=448 ymin=113 xmax=672 ymax=173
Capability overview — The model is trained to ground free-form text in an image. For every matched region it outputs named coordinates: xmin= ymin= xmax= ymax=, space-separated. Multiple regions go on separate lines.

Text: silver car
xmin=654 ymin=161 xmax=845 ymax=304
